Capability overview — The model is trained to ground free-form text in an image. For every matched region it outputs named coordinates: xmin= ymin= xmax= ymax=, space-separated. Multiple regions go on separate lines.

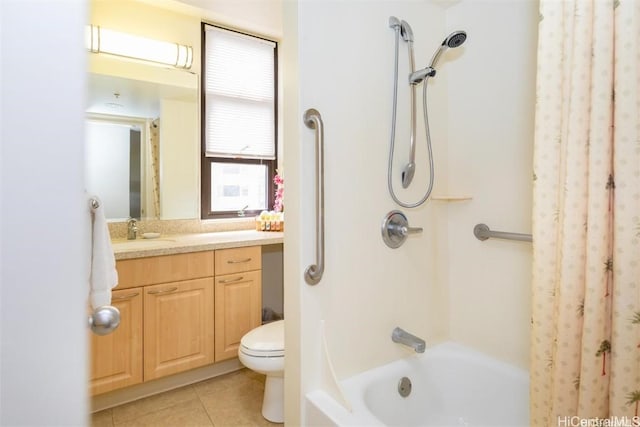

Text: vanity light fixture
xmin=86 ymin=25 xmax=193 ymax=70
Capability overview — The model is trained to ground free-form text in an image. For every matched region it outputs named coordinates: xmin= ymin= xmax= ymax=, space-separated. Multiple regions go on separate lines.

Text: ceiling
xmin=86 ymin=73 xmax=197 ymax=118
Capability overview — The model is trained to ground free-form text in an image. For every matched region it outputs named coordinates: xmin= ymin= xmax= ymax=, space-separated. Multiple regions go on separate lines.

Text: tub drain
xmin=397 ymin=376 xmax=412 ymax=397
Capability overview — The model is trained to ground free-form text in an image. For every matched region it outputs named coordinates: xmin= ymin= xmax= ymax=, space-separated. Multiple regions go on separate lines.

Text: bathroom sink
xmin=111 ymin=238 xmax=176 ymax=251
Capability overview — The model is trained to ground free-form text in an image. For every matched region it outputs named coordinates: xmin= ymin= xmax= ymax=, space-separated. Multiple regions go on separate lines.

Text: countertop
xmin=111 ymin=230 xmax=284 ymax=260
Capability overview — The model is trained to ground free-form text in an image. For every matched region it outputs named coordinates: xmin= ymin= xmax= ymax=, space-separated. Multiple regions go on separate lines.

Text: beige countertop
xmin=111 ymin=230 xmax=284 ymax=260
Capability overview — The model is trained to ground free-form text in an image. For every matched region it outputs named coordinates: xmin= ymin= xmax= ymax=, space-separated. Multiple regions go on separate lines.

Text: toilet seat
xmin=240 ymin=346 xmax=284 ymax=358
xmin=240 ymin=320 xmax=284 ymax=358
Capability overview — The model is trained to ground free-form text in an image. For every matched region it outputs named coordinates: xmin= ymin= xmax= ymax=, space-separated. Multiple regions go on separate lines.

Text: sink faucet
xmin=391 ymin=327 xmax=426 ymax=353
xmin=127 ymin=218 xmax=138 ymax=240
xmin=237 ymin=205 xmax=249 ymax=217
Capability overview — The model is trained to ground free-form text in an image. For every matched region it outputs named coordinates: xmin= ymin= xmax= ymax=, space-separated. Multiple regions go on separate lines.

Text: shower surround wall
xmin=283 ymin=0 xmax=539 ymax=424
xmin=445 ymin=0 xmax=538 ymax=369
xmin=283 ymin=1 xmax=450 ymax=425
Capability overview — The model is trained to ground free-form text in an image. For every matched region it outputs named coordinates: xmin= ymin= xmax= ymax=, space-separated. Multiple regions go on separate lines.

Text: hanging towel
xmin=88 ymin=196 xmax=118 ymax=309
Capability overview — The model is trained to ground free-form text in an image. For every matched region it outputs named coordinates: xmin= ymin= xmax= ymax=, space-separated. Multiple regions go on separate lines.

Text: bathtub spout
xmin=391 ymin=327 xmax=425 ymax=353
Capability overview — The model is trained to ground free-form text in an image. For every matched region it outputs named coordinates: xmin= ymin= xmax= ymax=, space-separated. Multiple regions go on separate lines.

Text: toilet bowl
xmin=238 ymin=320 xmax=284 ymax=423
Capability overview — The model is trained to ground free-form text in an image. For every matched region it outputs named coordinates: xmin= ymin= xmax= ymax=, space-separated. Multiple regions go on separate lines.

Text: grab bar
xmin=474 ymin=223 xmax=532 ymax=243
xmin=304 ymin=108 xmax=325 ymax=286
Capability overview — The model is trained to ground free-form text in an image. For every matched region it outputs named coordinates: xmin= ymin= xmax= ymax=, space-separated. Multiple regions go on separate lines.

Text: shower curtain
xmin=149 ymin=118 xmax=160 ymax=219
xmin=531 ymin=0 xmax=640 ymax=424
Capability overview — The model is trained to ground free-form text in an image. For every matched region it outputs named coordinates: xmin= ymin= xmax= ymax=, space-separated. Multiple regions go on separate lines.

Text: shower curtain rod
xmin=473 ymin=223 xmax=532 ymax=243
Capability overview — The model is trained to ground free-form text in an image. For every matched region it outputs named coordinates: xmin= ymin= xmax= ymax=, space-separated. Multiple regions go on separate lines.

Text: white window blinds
xmin=204 ymin=26 xmax=276 ymax=159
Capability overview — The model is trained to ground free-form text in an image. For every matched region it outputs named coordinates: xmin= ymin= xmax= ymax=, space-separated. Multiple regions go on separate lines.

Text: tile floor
xmin=91 ymin=369 xmax=282 ymax=427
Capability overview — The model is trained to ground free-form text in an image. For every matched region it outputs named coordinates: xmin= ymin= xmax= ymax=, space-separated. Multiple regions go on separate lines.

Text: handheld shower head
xmin=409 ymin=30 xmax=467 ymax=84
xmin=444 ymin=31 xmax=467 ymax=48
xmin=428 ymin=30 xmax=467 ymax=69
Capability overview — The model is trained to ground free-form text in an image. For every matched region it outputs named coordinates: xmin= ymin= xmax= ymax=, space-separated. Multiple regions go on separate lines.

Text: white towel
xmin=89 ymin=196 xmax=118 ymax=309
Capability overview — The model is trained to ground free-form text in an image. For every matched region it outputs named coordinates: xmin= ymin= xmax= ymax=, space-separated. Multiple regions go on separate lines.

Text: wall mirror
xmin=85 ymin=72 xmax=198 ymax=221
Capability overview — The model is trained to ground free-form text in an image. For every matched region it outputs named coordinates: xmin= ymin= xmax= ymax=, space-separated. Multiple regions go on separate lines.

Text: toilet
xmin=238 ymin=320 xmax=284 ymax=423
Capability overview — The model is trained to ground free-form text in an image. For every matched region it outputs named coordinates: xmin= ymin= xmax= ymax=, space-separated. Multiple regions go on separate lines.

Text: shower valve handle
xmin=381 ymin=210 xmax=423 ymax=248
xmin=400 ymin=225 xmax=423 ymax=236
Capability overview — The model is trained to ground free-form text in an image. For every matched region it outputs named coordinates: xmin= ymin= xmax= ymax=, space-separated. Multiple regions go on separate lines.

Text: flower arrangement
xmin=273 ymin=171 xmax=284 ymax=212
xmin=256 ymin=171 xmax=284 ymax=232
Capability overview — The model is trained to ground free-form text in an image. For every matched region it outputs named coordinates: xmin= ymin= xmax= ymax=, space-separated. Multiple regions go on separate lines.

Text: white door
xmin=1 ymin=1 xmax=89 ymax=424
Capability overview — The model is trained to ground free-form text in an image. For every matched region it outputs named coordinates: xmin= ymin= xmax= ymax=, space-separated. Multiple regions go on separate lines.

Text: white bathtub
xmin=306 ymin=342 xmax=529 ymax=426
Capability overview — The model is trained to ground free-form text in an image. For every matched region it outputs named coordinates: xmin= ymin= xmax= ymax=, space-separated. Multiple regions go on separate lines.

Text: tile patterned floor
xmin=91 ymin=369 xmax=282 ymax=427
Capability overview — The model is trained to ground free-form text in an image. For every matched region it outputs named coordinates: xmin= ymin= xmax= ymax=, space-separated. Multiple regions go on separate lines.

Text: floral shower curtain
xmin=531 ymin=0 xmax=640 ymax=425
xmin=149 ymin=118 xmax=160 ymax=219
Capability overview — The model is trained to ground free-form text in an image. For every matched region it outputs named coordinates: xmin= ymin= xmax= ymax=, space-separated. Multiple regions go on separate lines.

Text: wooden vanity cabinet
xmin=214 ymin=246 xmax=263 ymax=362
xmin=89 ymin=287 xmax=143 ymax=396
xmin=90 ymin=246 xmax=264 ymax=395
xmin=144 ymin=277 xmax=215 ymax=380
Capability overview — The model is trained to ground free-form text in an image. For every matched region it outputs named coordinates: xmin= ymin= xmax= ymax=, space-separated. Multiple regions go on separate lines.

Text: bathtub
xmin=305 ymin=342 xmax=529 ymax=426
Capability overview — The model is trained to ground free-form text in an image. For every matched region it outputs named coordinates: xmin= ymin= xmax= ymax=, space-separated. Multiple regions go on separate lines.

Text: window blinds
xmin=204 ymin=26 xmax=276 ymax=159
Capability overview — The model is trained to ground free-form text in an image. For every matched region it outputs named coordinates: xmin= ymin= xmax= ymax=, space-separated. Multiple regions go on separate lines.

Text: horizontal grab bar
xmin=474 ymin=223 xmax=532 ymax=243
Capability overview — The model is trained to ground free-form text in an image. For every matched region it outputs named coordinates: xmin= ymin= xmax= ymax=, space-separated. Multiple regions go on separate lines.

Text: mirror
xmin=85 ymin=72 xmax=198 ymax=221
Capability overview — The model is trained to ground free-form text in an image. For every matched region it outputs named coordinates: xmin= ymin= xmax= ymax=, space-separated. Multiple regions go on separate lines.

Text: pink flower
xmin=273 ymin=172 xmax=284 ymax=212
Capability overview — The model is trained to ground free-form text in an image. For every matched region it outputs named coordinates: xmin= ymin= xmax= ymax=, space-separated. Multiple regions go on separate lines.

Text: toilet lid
xmin=240 ymin=320 xmax=284 ymax=357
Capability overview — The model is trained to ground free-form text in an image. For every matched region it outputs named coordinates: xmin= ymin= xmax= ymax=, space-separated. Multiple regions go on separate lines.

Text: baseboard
xmin=91 ymin=358 xmax=243 ymax=412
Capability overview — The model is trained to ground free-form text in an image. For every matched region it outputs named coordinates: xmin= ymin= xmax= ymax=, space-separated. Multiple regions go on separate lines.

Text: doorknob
xmin=88 ymin=305 xmax=121 ymax=336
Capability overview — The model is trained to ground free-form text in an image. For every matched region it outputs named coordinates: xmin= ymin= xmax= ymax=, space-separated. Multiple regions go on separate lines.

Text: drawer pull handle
xmin=227 ymin=257 xmax=252 ymax=264
xmin=112 ymin=292 xmax=140 ymax=300
xmin=219 ymin=276 xmax=244 ymax=284
xmin=147 ymin=287 xmax=178 ymax=295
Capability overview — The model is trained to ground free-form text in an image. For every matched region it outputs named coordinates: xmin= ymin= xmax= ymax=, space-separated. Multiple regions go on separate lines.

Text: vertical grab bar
xmin=304 ymin=108 xmax=325 ymax=285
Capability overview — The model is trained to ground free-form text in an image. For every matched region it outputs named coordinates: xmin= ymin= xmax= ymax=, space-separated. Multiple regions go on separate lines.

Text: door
xmin=89 ymin=288 xmax=143 ymax=395
xmin=143 ymin=278 xmax=215 ymax=380
xmin=214 ymin=271 xmax=262 ymax=361
xmin=0 ymin=1 xmax=89 ymax=425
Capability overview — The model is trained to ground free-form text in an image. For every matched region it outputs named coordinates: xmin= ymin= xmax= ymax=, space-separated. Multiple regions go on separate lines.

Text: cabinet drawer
xmin=215 ymin=246 xmax=261 ymax=276
xmin=116 ymin=251 xmax=214 ymax=289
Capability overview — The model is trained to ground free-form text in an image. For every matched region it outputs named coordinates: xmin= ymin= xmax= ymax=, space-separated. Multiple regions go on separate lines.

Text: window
xmin=201 ymin=24 xmax=277 ymax=219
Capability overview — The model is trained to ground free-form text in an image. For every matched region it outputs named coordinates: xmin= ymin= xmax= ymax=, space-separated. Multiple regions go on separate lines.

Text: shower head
xmin=409 ymin=30 xmax=467 ymax=84
xmin=444 ymin=31 xmax=467 ymax=48
xmin=428 ymin=30 xmax=467 ymax=69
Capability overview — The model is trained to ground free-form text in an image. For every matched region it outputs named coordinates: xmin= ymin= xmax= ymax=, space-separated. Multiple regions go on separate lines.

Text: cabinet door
xmin=89 ymin=288 xmax=143 ymax=396
xmin=144 ymin=277 xmax=215 ymax=380
xmin=215 ymin=270 xmax=262 ymax=362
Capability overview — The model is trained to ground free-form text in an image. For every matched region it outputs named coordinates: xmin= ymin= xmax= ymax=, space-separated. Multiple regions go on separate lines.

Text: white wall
xmin=283 ymin=1 xmax=450 ymax=424
xmin=160 ymin=99 xmax=200 ymax=219
xmin=172 ymin=0 xmax=283 ymax=40
xmin=1 ymin=0 xmax=88 ymax=424
xmin=445 ymin=0 xmax=538 ymax=368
